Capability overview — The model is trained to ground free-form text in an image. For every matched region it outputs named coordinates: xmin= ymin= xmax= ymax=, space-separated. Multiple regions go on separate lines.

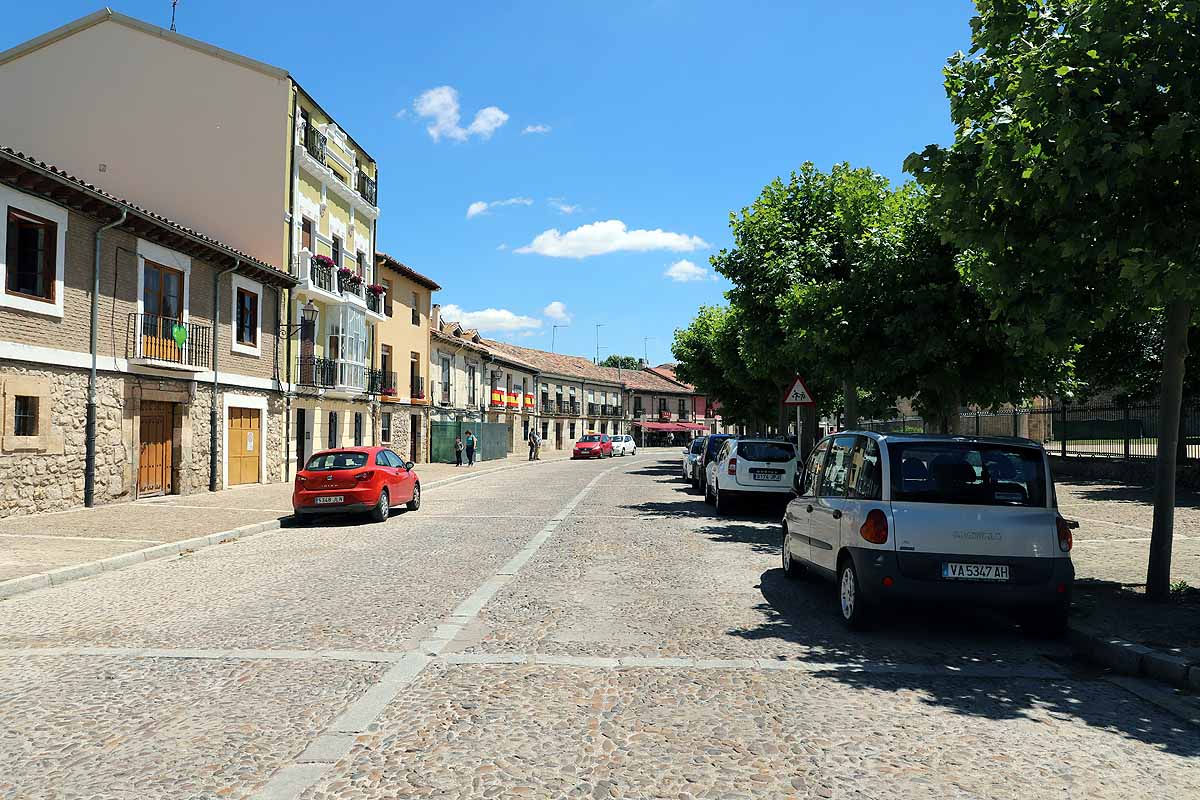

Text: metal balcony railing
xmin=305 ymin=126 xmax=327 ymax=165
xmin=338 ymin=271 xmax=365 ymax=299
xmin=296 ymin=356 xmax=336 ymax=388
xmin=127 ymin=313 xmax=211 ymax=368
xmin=308 ymin=254 xmax=334 ymax=293
xmin=368 ymin=368 xmax=397 ymax=396
xmin=587 ymin=402 xmax=599 ymax=416
xmin=366 ymin=289 xmax=384 ymax=314
xmin=410 ymin=375 xmax=426 ymax=400
xmin=357 ymin=173 xmax=377 ymax=206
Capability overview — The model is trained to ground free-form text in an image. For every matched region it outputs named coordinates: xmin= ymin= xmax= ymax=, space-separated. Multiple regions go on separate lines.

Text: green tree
xmin=906 ymin=0 xmax=1200 ymax=599
xmin=599 ymin=354 xmax=642 ymax=370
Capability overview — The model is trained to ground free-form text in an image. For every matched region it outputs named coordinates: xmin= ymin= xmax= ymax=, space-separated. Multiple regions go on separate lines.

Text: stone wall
xmin=380 ymin=403 xmax=430 ymax=464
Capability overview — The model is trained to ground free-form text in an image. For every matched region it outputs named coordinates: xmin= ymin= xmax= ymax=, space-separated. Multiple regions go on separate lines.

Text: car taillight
xmin=354 ymin=471 xmax=374 ymax=481
xmin=727 ymin=457 xmax=737 ymax=475
xmin=860 ymin=509 xmax=889 ymax=545
xmin=1056 ymin=516 xmax=1074 ymax=552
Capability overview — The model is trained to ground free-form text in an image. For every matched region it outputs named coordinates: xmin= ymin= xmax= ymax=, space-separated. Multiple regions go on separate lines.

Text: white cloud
xmin=393 ymin=109 xmax=410 ymax=120
xmin=548 ymin=198 xmax=580 ymax=215
xmin=522 ymin=124 xmax=552 ymax=135
xmin=466 ymin=196 xmax=533 ymax=219
xmin=441 ymin=303 xmax=542 ymax=333
xmin=664 ymin=259 xmax=714 ymax=282
xmin=515 ymin=219 xmax=709 ymax=259
xmin=543 ymin=301 xmax=571 ymax=322
xmin=413 ymin=86 xmax=509 ymax=143
xmin=497 ymin=243 xmax=508 ymax=251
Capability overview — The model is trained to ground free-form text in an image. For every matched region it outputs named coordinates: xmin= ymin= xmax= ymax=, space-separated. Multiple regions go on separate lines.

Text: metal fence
xmin=859 ymin=398 xmax=1200 ymax=462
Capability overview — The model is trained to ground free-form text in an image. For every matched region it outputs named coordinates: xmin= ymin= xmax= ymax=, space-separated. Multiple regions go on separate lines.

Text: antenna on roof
xmin=170 ymin=0 xmax=179 ymax=31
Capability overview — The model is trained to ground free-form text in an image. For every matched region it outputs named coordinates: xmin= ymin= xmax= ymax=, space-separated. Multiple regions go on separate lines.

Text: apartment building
xmin=0 ymin=9 xmax=384 ymax=481
xmin=644 ymin=362 xmax=722 ymax=433
xmin=0 ymin=147 xmax=294 ymax=514
xmin=374 ymin=252 xmax=440 ymax=464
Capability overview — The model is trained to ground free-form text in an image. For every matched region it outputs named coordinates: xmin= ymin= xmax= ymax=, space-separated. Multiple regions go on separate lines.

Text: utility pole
xmin=643 ymin=337 xmax=655 ymax=368
xmin=595 ymin=323 xmax=605 ymax=365
xmin=551 ymin=324 xmax=567 ymax=353
xmin=170 ymin=0 xmax=179 ymax=31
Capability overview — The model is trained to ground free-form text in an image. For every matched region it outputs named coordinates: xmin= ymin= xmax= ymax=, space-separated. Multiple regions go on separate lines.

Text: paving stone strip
xmin=249 ymin=455 xmax=655 ymax=800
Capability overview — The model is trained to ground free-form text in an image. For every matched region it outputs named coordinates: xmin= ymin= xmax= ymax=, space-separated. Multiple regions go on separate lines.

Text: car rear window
xmin=705 ymin=436 xmax=731 ymax=461
xmin=580 ymin=435 xmax=601 ymax=442
xmin=737 ymin=441 xmax=796 ymax=462
xmin=690 ymin=438 xmax=706 ymax=454
xmin=306 ymin=451 xmax=368 ymax=471
xmin=888 ymin=442 xmax=1046 ymax=507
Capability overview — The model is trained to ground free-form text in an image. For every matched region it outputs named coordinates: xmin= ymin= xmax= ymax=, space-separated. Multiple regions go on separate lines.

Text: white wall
xmin=0 ymin=20 xmax=291 ymax=269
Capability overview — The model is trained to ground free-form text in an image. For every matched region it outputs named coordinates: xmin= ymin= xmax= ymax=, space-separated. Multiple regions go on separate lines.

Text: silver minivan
xmin=782 ymin=432 xmax=1075 ymax=635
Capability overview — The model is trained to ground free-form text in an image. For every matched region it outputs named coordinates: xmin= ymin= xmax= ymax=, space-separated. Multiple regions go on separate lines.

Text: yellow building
xmin=0 ymin=9 xmax=385 ymax=479
xmin=373 ymin=253 xmax=441 ymax=463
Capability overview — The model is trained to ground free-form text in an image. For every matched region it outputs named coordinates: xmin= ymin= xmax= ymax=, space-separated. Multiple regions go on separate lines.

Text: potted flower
xmin=366 ymin=284 xmax=386 ymax=296
xmin=311 ymin=253 xmax=335 ymax=269
xmin=337 ymin=266 xmax=362 ymax=291
xmin=382 ymin=386 xmax=397 ymax=397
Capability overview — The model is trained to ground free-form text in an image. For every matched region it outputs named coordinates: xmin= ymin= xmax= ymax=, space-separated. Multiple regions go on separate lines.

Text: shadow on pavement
xmin=1061 ymin=480 xmax=1200 ymax=508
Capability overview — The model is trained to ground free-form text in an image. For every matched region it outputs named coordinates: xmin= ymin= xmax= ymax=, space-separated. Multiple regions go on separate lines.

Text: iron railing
xmin=366 ymin=289 xmax=384 ymax=315
xmin=305 ymin=126 xmax=327 ymax=165
xmin=410 ymin=375 xmax=426 ymax=400
xmin=338 ymin=271 xmax=365 ymax=299
xmin=127 ymin=313 xmax=211 ymax=368
xmin=296 ymin=356 xmax=336 ymax=388
xmin=358 ymin=173 xmax=377 ymax=206
xmin=308 ymin=254 xmax=334 ymax=293
xmin=368 ymin=368 xmax=396 ymax=396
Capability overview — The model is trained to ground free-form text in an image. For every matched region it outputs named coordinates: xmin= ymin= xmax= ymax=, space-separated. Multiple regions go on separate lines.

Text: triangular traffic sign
xmin=782 ymin=375 xmax=815 ymax=406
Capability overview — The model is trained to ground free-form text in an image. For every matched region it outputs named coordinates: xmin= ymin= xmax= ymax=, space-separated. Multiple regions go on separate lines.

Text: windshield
xmin=306 ymin=451 xmax=368 ymax=471
xmin=737 ymin=441 xmax=796 ymax=462
xmin=580 ymin=435 xmax=601 ymax=442
xmin=705 ymin=436 xmax=732 ymax=461
xmin=889 ymin=442 xmax=1047 ymax=507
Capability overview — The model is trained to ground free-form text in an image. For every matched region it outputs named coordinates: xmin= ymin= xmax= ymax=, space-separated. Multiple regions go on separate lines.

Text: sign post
xmin=782 ymin=374 xmax=816 ymax=449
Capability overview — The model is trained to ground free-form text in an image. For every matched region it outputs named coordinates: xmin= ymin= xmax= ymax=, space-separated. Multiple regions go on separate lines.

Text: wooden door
xmin=227 ymin=407 xmax=261 ymax=485
xmin=410 ymin=414 xmax=421 ymax=463
xmin=138 ymin=401 xmax=174 ymax=496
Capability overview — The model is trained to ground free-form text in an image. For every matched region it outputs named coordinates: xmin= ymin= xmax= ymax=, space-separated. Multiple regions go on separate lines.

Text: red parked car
xmin=572 ymin=433 xmax=613 ymax=459
xmin=293 ymin=447 xmax=420 ymax=522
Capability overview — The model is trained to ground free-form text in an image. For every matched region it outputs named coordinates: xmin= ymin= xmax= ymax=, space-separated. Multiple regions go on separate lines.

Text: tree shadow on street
xmin=691 ymin=521 xmax=782 ymax=556
xmin=1059 ymin=479 xmax=1200 ymax=508
xmin=728 ymin=568 xmax=1200 ymax=757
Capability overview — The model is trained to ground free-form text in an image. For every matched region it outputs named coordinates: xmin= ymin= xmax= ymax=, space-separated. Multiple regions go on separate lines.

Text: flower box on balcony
xmin=382 ymin=387 xmax=397 ymax=397
xmin=312 ymin=254 xmax=336 ymax=269
xmin=366 ymin=284 xmax=386 ymax=296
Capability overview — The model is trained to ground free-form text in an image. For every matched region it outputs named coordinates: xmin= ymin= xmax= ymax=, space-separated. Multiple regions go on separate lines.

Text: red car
xmin=293 ymin=446 xmax=421 ymax=522
xmin=572 ymin=433 xmax=613 ymax=459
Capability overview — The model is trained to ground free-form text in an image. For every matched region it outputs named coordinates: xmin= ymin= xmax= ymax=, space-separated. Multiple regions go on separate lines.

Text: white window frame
xmin=0 ymin=185 xmax=69 ymax=319
xmin=230 ymin=274 xmax=263 ymax=357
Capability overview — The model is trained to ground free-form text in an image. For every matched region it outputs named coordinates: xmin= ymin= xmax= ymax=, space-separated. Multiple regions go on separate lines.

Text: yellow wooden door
xmin=138 ymin=401 xmax=174 ymax=495
xmin=228 ymin=408 xmax=261 ymax=485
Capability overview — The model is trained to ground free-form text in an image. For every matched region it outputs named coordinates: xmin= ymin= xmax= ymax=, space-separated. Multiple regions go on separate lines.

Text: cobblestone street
xmin=1 ymin=452 xmax=1197 ymax=799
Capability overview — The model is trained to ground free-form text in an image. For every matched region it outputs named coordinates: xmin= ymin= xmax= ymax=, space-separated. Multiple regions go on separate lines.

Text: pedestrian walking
xmin=528 ymin=428 xmax=540 ymax=461
xmin=465 ymin=430 xmax=477 ymax=466
xmin=454 ymin=435 xmax=464 ymax=467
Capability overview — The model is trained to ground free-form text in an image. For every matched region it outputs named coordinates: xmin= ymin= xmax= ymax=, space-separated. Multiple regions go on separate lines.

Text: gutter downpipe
xmin=210 ymin=261 xmax=240 ymax=492
xmin=85 ymin=210 xmax=127 ymax=508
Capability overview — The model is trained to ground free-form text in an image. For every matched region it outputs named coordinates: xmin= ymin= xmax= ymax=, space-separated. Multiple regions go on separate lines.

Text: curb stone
xmin=0 ymin=454 xmax=579 ymax=601
xmin=1069 ymin=621 xmax=1200 ymax=692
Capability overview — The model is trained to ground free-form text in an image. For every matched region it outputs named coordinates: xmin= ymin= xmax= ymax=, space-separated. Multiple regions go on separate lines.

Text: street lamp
xmin=280 ymin=299 xmax=318 ymax=338
xmin=595 ymin=323 xmax=606 ymax=364
xmin=551 ymin=324 xmax=568 ymax=353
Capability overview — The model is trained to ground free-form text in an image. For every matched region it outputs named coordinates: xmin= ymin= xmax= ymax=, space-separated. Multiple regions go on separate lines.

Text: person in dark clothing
xmin=454 ymin=435 xmax=464 ymax=467
xmin=465 ymin=430 xmax=477 ymax=466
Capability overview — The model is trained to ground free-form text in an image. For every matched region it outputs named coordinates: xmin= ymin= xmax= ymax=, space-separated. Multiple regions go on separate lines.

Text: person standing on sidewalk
xmin=465 ymin=430 xmax=477 ymax=466
xmin=454 ymin=435 xmax=464 ymax=467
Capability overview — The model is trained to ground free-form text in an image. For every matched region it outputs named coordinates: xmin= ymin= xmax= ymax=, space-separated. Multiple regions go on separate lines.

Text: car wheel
xmin=703 ymin=481 xmax=715 ymax=505
xmin=782 ymin=526 xmax=804 ymax=579
xmin=838 ymin=557 xmax=872 ymax=630
xmin=370 ymin=488 xmax=389 ymax=523
xmin=406 ymin=482 xmax=421 ymax=511
xmin=715 ymin=484 xmax=733 ymax=515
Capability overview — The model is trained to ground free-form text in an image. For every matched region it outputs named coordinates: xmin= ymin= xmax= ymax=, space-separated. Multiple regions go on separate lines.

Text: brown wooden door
xmin=227 ymin=408 xmax=261 ymax=486
xmin=138 ymin=401 xmax=174 ymax=496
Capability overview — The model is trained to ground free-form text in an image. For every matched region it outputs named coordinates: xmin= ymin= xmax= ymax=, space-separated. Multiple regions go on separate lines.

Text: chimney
xmin=638 ymin=358 xmax=648 ymax=369
xmin=430 ymin=303 xmax=441 ymax=330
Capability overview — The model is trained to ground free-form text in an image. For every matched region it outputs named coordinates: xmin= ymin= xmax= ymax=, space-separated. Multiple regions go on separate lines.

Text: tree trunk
xmin=1147 ymin=300 xmax=1191 ymax=602
xmin=843 ymin=379 xmax=859 ymax=430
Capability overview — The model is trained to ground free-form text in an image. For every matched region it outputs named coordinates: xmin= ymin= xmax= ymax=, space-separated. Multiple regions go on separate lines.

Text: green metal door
xmin=430 ymin=420 xmax=463 ymax=463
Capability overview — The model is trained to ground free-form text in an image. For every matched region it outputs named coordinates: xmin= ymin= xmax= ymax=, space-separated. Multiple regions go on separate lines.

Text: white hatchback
xmin=705 ymin=438 xmax=797 ymax=514
xmin=782 ymin=432 xmax=1075 ymax=635
xmin=611 ymin=434 xmax=637 ymax=456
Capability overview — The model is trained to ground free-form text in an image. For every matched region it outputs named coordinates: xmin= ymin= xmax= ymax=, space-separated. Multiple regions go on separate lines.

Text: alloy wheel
xmin=840 ymin=565 xmax=856 ymax=620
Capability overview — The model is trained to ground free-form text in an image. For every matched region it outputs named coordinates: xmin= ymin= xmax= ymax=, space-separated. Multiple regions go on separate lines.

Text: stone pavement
xmin=0 ymin=449 xmax=572 ymax=586
xmin=1 ymin=453 xmax=1197 ymax=799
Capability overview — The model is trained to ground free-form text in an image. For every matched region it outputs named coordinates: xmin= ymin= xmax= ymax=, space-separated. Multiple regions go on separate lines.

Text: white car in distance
xmin=611 ymin=434 xmax=637 ymax=456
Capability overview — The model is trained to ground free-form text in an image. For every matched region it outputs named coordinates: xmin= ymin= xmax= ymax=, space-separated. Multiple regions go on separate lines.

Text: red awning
xmin=633 ymin=421 xmax=690 ymax=432
xmin=677 ymin=422 xmax=708 ymax=431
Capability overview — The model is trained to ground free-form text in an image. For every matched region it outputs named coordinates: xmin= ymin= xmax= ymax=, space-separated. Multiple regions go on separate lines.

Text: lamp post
xmin=279 ymin=299 xmax=320 ymax=385
xmin=595 ymin=323 xmax=605 ymax=364
xmin=551 ymin=324 xmax=568 ymax=353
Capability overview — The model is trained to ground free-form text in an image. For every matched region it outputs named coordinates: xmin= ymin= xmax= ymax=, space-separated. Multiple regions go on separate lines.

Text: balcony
xmin=544 ymin=400 xmax=581 ymax=416
xmin=365 ymin=288 xmax=385 ymax=317
xmin=410 ymin=375 xmax=426 ymax=402
xmin=126 ymin=313 xmax=211 ymax=371
xmin=296 ymin=356 xmax=336 ymax=389
xmin=293 ymin=250 xmax=338 ymax=301
xmin=304 ymin=126 xmax=327 ymax=166
xmin=337 ymin=270 xmax=367 ymax=307
xmin=603 ymin=404 xmax=624 ymax=418
xmin=357 ymin=173 xmax=377 ymax=206
xmin=367 ymin=368 xmax=397 ymax=397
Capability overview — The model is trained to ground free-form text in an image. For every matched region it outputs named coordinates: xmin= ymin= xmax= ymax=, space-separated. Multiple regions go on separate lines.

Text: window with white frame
xmin=231 ymin=274 xmax=262 ymax=357
xmin=326 ymin=305 xmax=368 ymax=388
xmin=0 ymin=185 xmax=69 ymax=318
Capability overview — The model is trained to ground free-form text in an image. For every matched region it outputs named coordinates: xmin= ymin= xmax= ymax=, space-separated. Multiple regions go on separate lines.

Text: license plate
xmin=752 ymin=473 xmax=781 ymax=481
xmin=315 ymin=495 xmax=344 ymax=505
xmin=942 ymin=562 xmax=1009 ymax=581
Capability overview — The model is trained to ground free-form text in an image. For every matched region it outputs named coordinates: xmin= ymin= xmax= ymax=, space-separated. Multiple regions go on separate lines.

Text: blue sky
xmin=5 ymin=1 xmax=975 ymax=364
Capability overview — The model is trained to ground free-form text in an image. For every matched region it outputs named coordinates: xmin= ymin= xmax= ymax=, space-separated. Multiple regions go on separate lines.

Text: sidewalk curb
xmin=0 ymin=455 xmax=577 ymax=602
xmin=1069 ymin=622 xmax=1200 ymax=692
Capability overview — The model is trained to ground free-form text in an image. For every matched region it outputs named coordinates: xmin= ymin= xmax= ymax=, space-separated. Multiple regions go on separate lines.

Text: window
xmin=143 ymin=261 xmax=183 ymax=322
xmin=301 ymin=217 xmax=314 ymax=252
xmin=382 ymin=278 xmax=393 ymax=316
xmin=600 ymin=422 xmax=607 ymax=434
xmin=468 ymin=366 xmax=477 ymax=405
xmin=847 ymin=437 xmax=883 ymax=501
xmin=330 ymin=167 xmax=347 ymax=184
xmin=634 ymin=396 xmax=643 ymax=414
xmin=356 ymin=250 xmax=366 ymax=278
xmin=541 ymin=422 xmax=549 ymax=439
xmin=569 ymin=422 xmax=576 ymax=439
xmin=381 ymin=412 xmax=392 ymax=443
xmin=380 ymin=344 xmax=393 ymax=376
xmin=440 ymin=356 xmax=451 ymax=403
xmin=737 ymin=441 xmax=796 ymax=463
xmin=889 ymin=441 xmax=1047 ymax=507
xmin=13 ymin=396 xmax=37 ymax=437
xmin=679 ymin=398 xmax=686 ymax=415
xmin=235 ymin=287 xmax=258 ymax=347
xmin=331 ymin=235 xmax=342 ymax=269
xmin=306 ymin=451 xmax=366 ymax=471
xmin=411 ymin=291 xmax=420 ymax=325
xmin=819 ymin=436 xmax=858 ymax=497
xmin=327 ymin=411 xmax=338 ymax=449
xmin=354 ymin=412 xmax=363 ymax=446
xmin=6 ymin=208 xmax=56 ymax=302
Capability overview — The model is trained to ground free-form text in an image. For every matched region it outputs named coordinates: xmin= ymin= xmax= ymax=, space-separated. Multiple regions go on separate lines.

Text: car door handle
xmin=805 ymin=505 xmax=813 ymax=513
xmin=832 ymin=509 xmax=843 ymax=520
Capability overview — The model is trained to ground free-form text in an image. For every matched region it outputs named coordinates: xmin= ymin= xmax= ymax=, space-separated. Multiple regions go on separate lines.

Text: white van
xmin=782 ymin=432 xmax=1075 ymax=635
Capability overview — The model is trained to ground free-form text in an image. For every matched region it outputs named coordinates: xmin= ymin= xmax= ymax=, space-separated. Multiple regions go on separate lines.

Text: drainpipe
xmin=210 ymin=260 xmax=240 ymax=492
xmin=85 ymin=210 xmax=127 ymax=508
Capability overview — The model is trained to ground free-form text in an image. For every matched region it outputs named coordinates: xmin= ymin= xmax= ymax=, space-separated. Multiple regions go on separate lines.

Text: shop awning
xmin=677 ymin=422 xmax=708 ymax=431
xmin=633 ymin=421 xmax=690 ymax=432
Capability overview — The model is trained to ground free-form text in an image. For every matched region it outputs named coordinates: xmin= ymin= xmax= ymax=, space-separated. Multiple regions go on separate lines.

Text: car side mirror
xmin=682 ymin=449 xmax=689 ymax=455
xmin=405 ymin=461 xmax=415 ymax=471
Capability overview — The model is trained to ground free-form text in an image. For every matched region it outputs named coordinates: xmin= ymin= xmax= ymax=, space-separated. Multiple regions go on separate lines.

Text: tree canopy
xmin=599 ymin=355 xmax=642 ymax=370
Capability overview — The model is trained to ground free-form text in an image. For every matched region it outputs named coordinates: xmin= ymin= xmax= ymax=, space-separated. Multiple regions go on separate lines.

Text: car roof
xmin=833 ymin=431 xmax=1043 ymax=449
xmin=308 ymin=446 xmax=379 ymax=456
xmin=736 ymin=438 xmax=795 ymax=445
